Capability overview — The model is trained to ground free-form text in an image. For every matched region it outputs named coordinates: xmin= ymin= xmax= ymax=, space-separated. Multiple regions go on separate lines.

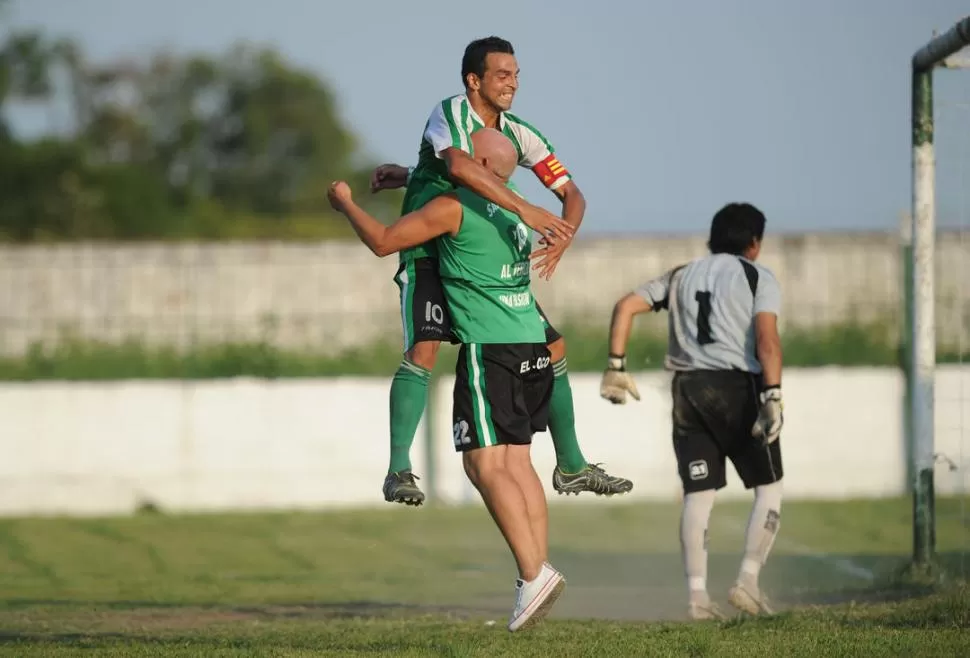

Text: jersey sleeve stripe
xmin=441 ymin=98 xmax=463 ymax=150
xmin=441 ymin=96 xmax=472 ymax=153
xmin=458 ymin=98 xmax=471 ymax=153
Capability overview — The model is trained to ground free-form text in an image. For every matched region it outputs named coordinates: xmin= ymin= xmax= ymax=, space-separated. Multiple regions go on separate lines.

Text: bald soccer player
xmin=329 ymin=128 xmax=566 ymax=632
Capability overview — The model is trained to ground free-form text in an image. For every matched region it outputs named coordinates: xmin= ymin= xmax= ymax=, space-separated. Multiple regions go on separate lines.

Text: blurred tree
xmin=0 ymin=29 xmax=55 ymax=139
xmin=0 ymin=27 xmax=402 ymax=241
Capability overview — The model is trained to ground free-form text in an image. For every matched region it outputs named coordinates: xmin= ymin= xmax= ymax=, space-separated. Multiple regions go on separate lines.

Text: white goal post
xmin=908 ymin=15 xmax=970 ymax=571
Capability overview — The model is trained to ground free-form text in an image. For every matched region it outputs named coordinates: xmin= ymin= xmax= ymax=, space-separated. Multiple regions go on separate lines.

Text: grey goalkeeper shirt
xmin=635 ymin=253 xmax=782 ymax=373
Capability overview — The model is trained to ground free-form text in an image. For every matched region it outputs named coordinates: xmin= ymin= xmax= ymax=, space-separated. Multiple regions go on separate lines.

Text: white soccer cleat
xmin=507 ymin=562 xmax=566 ymax=632
xmin=728 ymin=581 xmax=774 ymax=616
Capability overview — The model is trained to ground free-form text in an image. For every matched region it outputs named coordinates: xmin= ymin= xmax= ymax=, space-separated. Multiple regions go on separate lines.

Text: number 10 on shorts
xmin=426 ymin=302 xmax=444 ymax=325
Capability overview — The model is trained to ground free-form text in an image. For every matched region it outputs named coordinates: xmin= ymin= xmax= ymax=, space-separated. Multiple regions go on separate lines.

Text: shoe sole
xmin=552 ymin=480 xmax=634 ymax=497
xmin=384 ymin=492 xmax=424 ymax=506
xmin=508 ymin=576 xmax=566 ymax=632
xmin=554 ymin=487 xmax=632 ymax=496
xmin=728 ymin=587 xmax=773 ymax=616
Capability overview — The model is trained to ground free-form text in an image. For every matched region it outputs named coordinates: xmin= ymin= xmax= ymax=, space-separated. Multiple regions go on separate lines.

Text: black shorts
xmin=393 ymin=257 xmax=561 ymax=351
xmin=394 ymin=258 xmax=453 ymax=351
xmin=671 ymin=370 xmax=783 ymax=494
xmin=452 ymin=343 xmax=553 ymax=452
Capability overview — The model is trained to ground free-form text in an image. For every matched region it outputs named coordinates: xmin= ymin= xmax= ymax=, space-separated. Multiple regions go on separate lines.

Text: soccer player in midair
xmin=329 ymin=128 xmax=567 ymax=632
xmin=370 ymin=36 xmax=632 ymax=506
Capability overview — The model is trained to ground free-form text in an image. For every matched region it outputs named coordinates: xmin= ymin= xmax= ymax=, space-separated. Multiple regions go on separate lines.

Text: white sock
xmin=739 ymin=480 xmax=783 ymax=587
xmin=681 ymin=489 xmax=716 ymax=600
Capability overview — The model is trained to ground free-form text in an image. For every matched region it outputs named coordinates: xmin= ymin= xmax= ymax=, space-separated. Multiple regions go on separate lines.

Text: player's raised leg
xmin=384 ymin=341 xmax=436 ymax=505
xmin=384 ymin=259 xmax=450 ymax=506
xmin=539 ymin=307 xmax=633 ymax=496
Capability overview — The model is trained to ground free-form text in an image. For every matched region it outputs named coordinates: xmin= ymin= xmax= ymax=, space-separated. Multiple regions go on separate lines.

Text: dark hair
xmin=707 ymin=203 xmax=766 ymax=255
xmin=461 ymin=37 xmax=515 ymax=86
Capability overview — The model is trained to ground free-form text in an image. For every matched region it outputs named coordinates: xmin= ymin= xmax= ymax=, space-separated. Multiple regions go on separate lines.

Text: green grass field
xmin=0 ymin=497 xmax=967 ymax=656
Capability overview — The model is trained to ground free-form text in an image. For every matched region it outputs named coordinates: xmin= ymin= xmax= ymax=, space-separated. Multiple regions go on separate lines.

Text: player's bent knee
xmin=407 ymin=340 xmax=441 ymax=370
xmin=546 ymin=336 xmax=566 ymax=362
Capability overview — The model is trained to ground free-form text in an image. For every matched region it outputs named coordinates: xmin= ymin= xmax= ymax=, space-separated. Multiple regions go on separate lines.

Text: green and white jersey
xmin=399 ymin=93 xmax=572 ymax=262
xmin=436 ymin=186 xmax=546 ymax=345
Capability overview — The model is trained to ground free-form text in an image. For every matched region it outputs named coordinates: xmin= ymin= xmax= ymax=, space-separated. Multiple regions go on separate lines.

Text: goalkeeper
xmin=601 ymin=202 xmax=785 ymax=621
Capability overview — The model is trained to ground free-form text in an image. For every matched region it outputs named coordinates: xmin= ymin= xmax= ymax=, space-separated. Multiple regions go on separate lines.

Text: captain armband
xmin=531 ymin=154 xmax=571 ymax=191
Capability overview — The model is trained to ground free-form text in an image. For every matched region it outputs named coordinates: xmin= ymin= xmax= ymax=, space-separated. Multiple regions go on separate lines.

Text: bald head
xmin=471 ymin=128 xmax=518 ymax=181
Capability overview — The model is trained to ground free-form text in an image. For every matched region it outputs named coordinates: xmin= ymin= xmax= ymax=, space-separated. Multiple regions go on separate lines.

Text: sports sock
xmin=681 ymin=489 xmax=717 ymax=599
xmin=388 ymin=359 xmax=431 ymax=474
xmin=548 ymin=358 xmax=588 ymax=474
xmin=738 ymin=480 xmax=783 ymax=588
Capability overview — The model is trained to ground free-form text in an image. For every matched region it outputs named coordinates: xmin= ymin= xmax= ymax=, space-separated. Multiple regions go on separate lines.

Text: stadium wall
xmin=1 ymin=366 xmax=967 ymax=517
xmin=2 ymin=231 xmax=969 ymax=355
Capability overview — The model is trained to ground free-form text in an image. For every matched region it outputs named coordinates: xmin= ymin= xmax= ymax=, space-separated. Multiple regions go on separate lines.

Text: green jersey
xmin=399 ymin=94 xmax=570 ymax=262
xmin=436 ymin=187 xmax=546 ymax=345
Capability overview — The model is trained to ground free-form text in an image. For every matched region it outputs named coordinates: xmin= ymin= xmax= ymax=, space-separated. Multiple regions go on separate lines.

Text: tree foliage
xmin=0 ymin=30 xmax=401 ymax=241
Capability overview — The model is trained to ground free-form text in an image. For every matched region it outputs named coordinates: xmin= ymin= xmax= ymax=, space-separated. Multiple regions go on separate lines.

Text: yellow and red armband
xmin=531 ymin=154 xmax=570 ymax=190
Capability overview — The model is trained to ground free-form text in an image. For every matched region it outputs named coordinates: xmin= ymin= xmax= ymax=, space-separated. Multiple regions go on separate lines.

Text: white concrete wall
xmin=1 ymin=366 xmax=968 ymax=517
xmin=2 ymin=231 xmax=969 ymax=355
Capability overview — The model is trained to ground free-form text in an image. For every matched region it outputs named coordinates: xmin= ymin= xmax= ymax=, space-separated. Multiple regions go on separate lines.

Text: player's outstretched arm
xmin=440 ymin=147 xmax=574 ymax=243
xmin=600 ymin=292 xmax=654 ymax=405
xmin=327 ymin=182 xmax=461 ymax=257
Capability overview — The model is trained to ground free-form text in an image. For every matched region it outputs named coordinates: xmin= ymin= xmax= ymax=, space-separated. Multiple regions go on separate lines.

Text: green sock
xmin=548 ymin=358 xmax=588 ymax=474
xmin=388 ymin=359 xmax=431 ymax=474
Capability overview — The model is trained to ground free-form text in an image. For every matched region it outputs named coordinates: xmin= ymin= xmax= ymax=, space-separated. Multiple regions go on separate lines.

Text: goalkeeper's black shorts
xmin=670 ymin=369 xmax=783 ymax=493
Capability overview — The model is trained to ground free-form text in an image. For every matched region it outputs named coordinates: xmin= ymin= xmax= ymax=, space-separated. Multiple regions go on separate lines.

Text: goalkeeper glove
xmin=751 ymin=385 xmax=783 ymax=446
xmin=600 ymin=354 xmax=641 ymax=405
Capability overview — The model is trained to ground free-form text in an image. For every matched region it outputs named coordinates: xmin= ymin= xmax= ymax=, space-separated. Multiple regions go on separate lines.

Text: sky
xmin=5 ymin=0 xmax=970 ymax=236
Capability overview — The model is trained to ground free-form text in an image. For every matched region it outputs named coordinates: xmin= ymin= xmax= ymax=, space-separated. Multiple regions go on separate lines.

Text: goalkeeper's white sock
xmin=681 ymin=489 xmax=716 ymax=602
xmin=738 ymin=480 xmax=783 ymax=589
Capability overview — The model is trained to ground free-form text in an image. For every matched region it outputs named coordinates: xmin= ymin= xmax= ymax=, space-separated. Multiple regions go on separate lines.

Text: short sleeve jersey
xmin=636 ymin=253 xmax=781 ymax=373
